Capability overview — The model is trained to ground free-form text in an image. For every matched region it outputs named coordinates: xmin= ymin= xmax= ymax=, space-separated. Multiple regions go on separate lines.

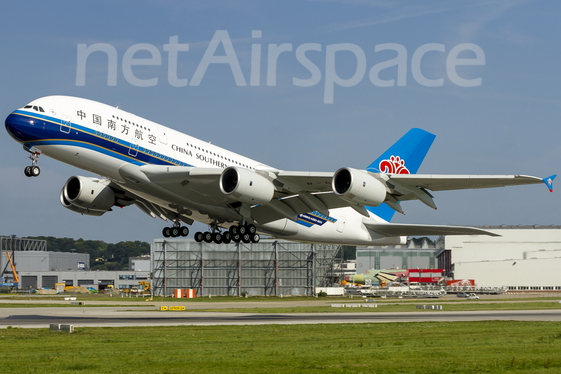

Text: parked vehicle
xmin=457 ymin=292 xmax=479 ymax=299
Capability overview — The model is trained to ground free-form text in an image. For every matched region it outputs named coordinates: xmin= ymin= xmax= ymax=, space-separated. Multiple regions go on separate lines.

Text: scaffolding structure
xmin=0 ymin=236 xmax=47 ymax=252
xmin=151 ymin=239 xmax=342 ymax=297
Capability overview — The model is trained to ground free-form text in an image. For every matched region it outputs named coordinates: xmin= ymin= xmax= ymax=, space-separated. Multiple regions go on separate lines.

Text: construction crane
xmin=1 ymin=251 xmax=19 ymax=287
xmin=6 ymin=252 xmax=19 ymax=285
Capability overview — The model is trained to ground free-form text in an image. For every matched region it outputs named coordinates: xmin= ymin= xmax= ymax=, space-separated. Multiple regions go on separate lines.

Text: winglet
xmin=543 ymin=175 xmax=556 ymax=192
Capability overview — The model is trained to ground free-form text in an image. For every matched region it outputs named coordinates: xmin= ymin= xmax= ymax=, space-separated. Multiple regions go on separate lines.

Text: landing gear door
xmin=60 ymin=115 xmax=72 ymax=134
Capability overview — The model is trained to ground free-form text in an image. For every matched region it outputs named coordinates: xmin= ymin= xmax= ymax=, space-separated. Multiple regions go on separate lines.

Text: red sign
xmin=446 ymin=279 xmax=475 ymax=286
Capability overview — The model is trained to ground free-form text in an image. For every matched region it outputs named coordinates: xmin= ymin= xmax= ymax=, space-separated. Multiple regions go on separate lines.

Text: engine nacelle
xmin=332 ymin=167 xmax=387 ymax=206
xmin=60 ymin=176 xmax=116 ymax=216
xmin=219 ymin=167 xmax=275 ymax=205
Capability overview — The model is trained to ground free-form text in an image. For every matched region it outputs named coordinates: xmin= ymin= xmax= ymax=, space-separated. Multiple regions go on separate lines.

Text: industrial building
xmin=437 ymin=225 xmax=561 ymax=290
xmin=16 ymin=270 xmax=150 ymax=291
xmin=355 ymin=238 xmax=437 ymax=274
xmin=0 ymin=236 xmax=149 ymax=291
xmin=3 ymin=236 xmax=344 ymax=296
xmin=129 ymin=256 xmax=151 ymax=272
xmin=151 ymin=239 xmax=342 ymax=297
xmin=354 ymin=226 xmax=561 ymax=291
xmin=3 ymin=225 xmax=561 ymax=294
xmin=1 ymin=250 xmax=89 ymax=272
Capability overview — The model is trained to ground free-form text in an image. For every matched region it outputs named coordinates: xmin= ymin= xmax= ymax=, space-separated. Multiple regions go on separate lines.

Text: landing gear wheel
xmin=212 ymin=232 xmax=223 ymax=244
xmin=232 ymin=234 xmax=241 ymax=243
xmin=171 ymin=227 xmax=180 ymax=237
xmin=250 ymin=233 xmax=260 ymax=243
xmin=222 ymin=231 xmax=232 ymax=244
xmin=247 ymin=224 xmax=257 ymax=235
xmin=194 ymin=232 xmax=203 ymax=242
xmin=229 ymin=225 xmax=239 ymax=235
xmin=241 ymin=233 xmax=251 ymax=243
xmin=30 ymin=166 xmax=40 ymax=177
xmin=203 ymin=232 xmax=213 ymax=243
xmin=180 ymin=226 xmax=189 ymax=237
xmin=163 ymin=227 xmax=172 ymax=238
xmin=238 ymin=225 xmax=247 ymax=235
xmin=24 ymin=166 xmax=32 ymax=177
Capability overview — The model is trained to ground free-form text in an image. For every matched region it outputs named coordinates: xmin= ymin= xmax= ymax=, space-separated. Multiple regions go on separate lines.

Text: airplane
xmin=4 ymin=95 xmax=556 ymax=246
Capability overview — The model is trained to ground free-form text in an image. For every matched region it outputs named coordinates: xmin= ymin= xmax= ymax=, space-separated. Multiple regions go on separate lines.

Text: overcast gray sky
xmin=1 ymin=1 xmax=559 ymax=243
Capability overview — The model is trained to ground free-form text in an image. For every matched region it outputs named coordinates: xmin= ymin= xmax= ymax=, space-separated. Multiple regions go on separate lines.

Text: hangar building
xmin=151 ymin=239 xmax=342 ymax=297
xmin=436 ymin=225 xmax=561 ymax=290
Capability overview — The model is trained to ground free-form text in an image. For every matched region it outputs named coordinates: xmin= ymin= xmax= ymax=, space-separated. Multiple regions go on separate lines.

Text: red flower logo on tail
xmin=379 ymin=156 xmax=410 ymax=174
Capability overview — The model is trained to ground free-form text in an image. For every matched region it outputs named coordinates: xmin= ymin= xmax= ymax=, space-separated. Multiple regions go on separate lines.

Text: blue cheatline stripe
xmin=26 ymin=139 xmax=146 ymax=165
xmin=11 ymin=111 xmax=192 ymax=167
xmin=296 ymin=211 xmax=338 ymax=227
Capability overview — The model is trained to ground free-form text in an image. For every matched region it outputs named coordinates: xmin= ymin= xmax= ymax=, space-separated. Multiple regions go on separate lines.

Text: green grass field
xmin=2 ymin=321 xmax=561 ymax=373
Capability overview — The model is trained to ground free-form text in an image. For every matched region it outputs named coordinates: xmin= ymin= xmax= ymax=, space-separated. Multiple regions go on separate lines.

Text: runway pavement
xmin=1 ymin=299 xmax=561 ymax=328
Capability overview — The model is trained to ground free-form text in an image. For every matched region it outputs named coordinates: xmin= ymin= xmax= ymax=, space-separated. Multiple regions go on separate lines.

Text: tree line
xmin=27 ymin=236 xmax=150 ymax=271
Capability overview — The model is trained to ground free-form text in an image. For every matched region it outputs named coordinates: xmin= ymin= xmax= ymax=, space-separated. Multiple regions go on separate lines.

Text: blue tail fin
xmin=366 ymin=128 xmax=436 ymax=222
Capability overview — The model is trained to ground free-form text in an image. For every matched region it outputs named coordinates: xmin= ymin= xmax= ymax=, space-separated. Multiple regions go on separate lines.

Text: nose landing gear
xmin=24 ymin=165 xmax=40 ymax=177
xmin=24 ymin=147 xmax=41 ymax=177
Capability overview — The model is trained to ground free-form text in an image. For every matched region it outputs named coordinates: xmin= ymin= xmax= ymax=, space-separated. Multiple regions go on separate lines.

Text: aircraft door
xmin=128 ymin=138 xmax=139 ymax=157
xmin=60 ymin=115 xmax=72 ymax=134
xmin=337 ymin=216 xmax=346 ymax=233
xmin=159 ymin=130 xmax=167 ymax=145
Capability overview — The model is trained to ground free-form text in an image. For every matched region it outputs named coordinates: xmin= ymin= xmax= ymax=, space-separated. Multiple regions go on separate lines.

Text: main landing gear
xmin=24 ymin=149 xmax=41 ymax=177
xmin=162 ymin=224 xmax=189 ymax=238
xmin=194 ymin=224 xmax=260 ymax=244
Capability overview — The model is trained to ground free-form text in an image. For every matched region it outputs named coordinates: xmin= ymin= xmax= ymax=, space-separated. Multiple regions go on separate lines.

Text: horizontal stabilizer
xmin=363 ymin=221 xmax=500 ymax=237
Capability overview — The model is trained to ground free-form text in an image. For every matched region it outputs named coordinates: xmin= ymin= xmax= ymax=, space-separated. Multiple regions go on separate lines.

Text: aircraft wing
xmin=137 ymin=165 xmax=231 ymax=205
xmin=381 ymin=174 xmax=555 ymax=210
xmin=274 ymin=171 xmax=555 ymax=212
xmin=276 ymin=172 xmax=550 ymax=193
xmin=387 ymin=174 xmax=546 ymax=193
xmin=275 ymin=171 xmax=334 ymax=193
xmin=363 ymin=221 xmax=500 ymax=237
xmin=136 ymin=165 xmax=554 ymax=217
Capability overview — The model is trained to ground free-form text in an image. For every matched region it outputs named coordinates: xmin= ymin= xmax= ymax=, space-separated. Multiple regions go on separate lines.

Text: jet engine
xmin=60 ymin=176 xmax=116 ymax=216
xmin=332 ymin=167 xmax=387 ymax=206
xmin=219 ymin=167 xmax=275 ymax=205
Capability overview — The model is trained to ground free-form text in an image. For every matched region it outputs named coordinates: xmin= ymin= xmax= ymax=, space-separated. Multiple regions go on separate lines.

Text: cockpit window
xmin=25 ymin=105 xmax=44 ymax=112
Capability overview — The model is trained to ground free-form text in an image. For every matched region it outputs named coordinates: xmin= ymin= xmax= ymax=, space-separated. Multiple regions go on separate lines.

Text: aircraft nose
xmin=5 ymin=111 xmax=31 ymax=142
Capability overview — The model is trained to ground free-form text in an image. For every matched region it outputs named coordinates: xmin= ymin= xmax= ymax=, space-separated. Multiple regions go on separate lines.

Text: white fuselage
xmin=6 ymin=95 xmax=404 ymax=246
